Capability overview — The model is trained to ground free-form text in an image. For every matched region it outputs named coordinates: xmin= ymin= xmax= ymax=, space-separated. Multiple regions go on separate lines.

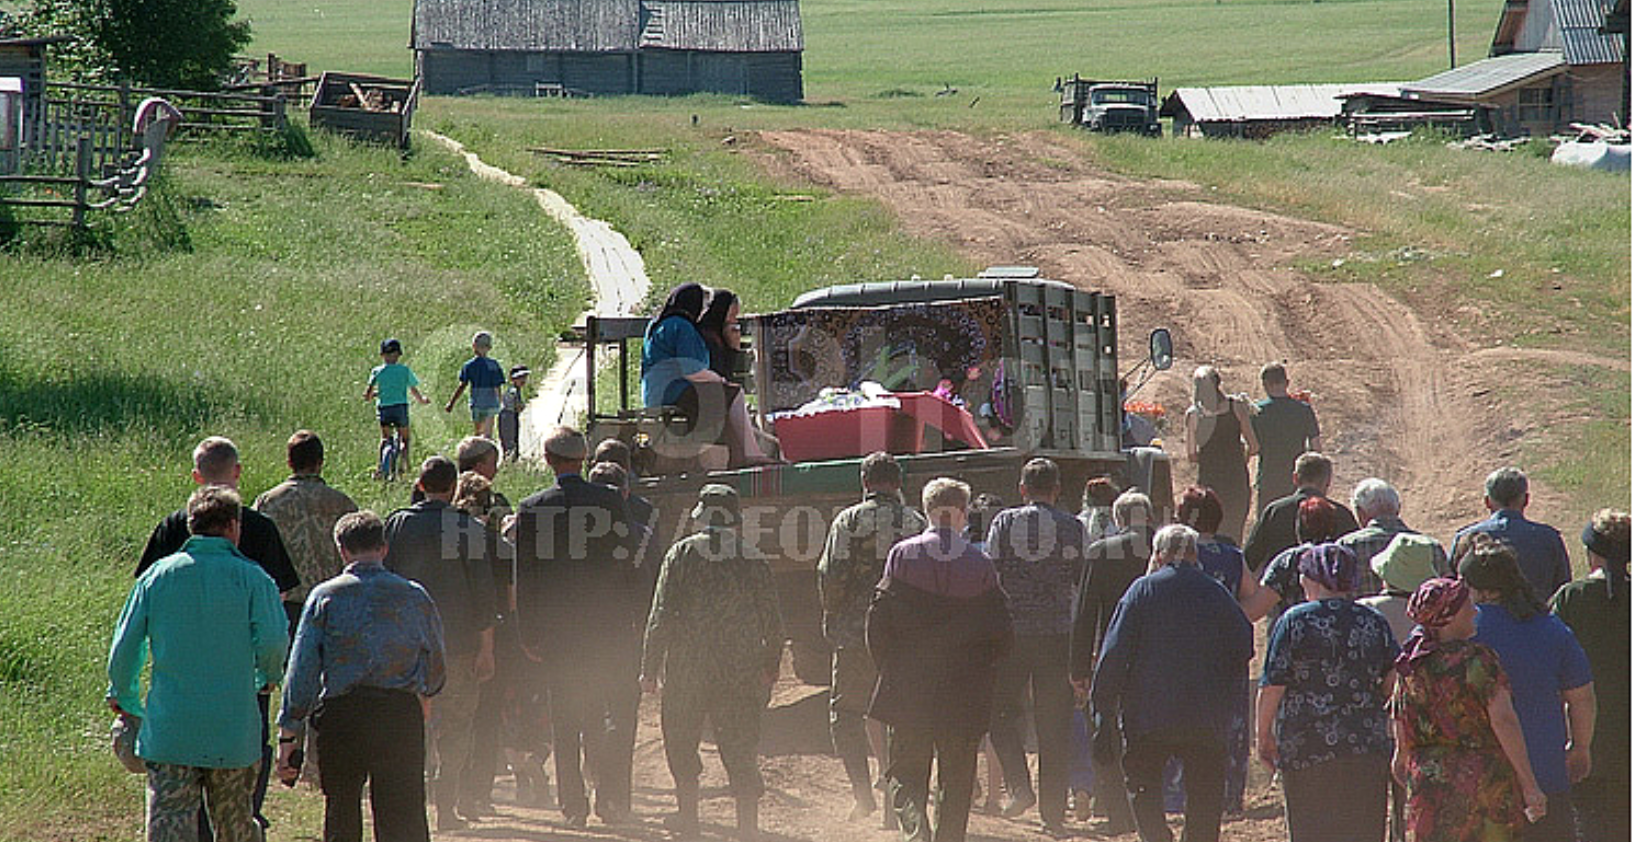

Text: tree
xmin=95 ymin=0 xmax=251 ymax=90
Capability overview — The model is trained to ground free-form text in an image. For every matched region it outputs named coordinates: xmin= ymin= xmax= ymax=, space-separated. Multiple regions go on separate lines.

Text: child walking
xmin=498 ymin=365 xmax=529 ymax=462
xmin=445 ymin=330 xmax=507 ymax=439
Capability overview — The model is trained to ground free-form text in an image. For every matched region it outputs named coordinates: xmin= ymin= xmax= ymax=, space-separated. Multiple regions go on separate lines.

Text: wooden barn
xmin=1159 ymin=83 xmax=1403 ymax=138
xmin=412 ymin=0 xmax=804 ymax=103
xmin=1403 ymin=0 xmax=1627 ymax=134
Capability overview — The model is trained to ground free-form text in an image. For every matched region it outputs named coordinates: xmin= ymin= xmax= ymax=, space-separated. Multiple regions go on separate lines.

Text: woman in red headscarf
xmin=1390 ymin=578 xmax=1546 ymax=841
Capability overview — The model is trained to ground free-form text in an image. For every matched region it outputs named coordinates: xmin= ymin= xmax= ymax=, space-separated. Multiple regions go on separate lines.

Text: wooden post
xmin=117 ymin=79 xmax=131 ymax=158
xmin=618 ymin=337 xmax=629 ymax=410
xmin=72 ymin=134 xmax=90 ymax=228
xmin=585 ymin=315 xmax=599 ymax=421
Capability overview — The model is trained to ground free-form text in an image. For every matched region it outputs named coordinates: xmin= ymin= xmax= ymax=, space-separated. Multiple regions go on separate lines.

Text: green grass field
xmin=0 ymin=0 xmax=1628 ymax=837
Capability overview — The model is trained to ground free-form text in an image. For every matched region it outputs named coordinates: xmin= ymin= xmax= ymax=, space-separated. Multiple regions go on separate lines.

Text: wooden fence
xmin=22 ymin=81 xmax=287 ymax=175
xmin=0 ymin=134 xmax=161 ymax=227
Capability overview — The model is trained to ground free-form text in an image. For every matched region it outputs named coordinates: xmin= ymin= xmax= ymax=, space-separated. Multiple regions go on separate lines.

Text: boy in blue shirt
xmin=445 ymin=330 xmax=506 ymax=440
xmin=365 ymin=338 xmax=432 ymax=474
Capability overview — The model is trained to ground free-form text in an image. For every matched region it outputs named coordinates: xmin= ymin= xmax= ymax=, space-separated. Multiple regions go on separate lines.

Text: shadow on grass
xmin=0 ymin=365 xmax=273 ymax=441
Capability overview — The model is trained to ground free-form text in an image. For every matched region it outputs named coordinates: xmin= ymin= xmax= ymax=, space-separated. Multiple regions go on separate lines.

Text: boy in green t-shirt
xmin=365 ymin=338 xmax=432 ymax=473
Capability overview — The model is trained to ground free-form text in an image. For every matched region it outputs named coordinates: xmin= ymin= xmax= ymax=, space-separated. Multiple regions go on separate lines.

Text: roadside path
xmin=422 ymin=131 xmax=652 ymax=457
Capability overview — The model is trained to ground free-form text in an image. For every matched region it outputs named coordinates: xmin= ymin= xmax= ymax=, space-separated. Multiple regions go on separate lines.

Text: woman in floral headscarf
xmin=1389 ymin=577 xmax=1546 ymax=842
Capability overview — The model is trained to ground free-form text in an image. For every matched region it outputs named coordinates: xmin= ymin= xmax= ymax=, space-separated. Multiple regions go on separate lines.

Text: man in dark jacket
xmin=512 ymin=426 xmax=640 ymax=827
xmin=1092 ymin=524 xmax=1253 ymax=842
xmin=1243 ymin=452 xmax=1356 ymax=573
xmin=1069 ymin=490 xmax=1156 ymax=832
xmin=384 ymin=456 xmax=497 ymax=831
xmin=986 ymin=458 xmax=1086 ymax=834
xmin=867 ymin=477 xmax=1013 ymax=842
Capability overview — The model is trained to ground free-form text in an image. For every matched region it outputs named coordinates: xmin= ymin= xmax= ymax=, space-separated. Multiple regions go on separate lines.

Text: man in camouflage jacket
xmin=641 ymin=484 xmax=784 ymax=839
xmin=818 ymin=452 xmax=926 ymax=821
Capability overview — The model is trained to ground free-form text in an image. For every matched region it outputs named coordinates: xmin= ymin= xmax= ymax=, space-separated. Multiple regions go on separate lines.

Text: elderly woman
xmin=1461 ymin=538 xmax=1596 ymax=842
xmin=1184 ymin=365 xmax=1258 ymax=544
xmin=1549 ymin=509 xmax=1630 ymax=842
xmin=1360 ymin=532 xmax=1447 ymax=644
xmin=1255 ymin=543 xmax=1398 ymax=842
xmin=1390 ymin=577 xmax=1546 ymax=841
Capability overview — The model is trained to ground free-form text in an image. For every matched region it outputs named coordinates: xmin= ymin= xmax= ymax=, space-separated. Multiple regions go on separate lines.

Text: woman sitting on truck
xmin=641 ymin=283 xmax=776 ymax=468
xmin=697 ymin=288 xmax=742 ymax=381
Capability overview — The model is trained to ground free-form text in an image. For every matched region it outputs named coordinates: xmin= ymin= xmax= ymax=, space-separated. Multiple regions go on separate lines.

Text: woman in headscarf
xmin=696 ymin=288 xmax=742 ymax=381
xmin=641 ymin=284 xmax=776 ymax=468
xmin=1547 ymin=509 xmax=1629 ymax=842
xmin=1254 ymin=543 xmax=1398 ymax=842
xmin=1389 ymin=577 xmax=1546 ymax=841
xmin=1183 ymin=365 xmax=1258 ymax=544
xmin=1461 ymin=538 xmax=1595 ymax=842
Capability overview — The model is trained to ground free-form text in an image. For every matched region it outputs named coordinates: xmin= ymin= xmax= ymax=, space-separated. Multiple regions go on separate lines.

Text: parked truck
xmin=575 ymin=267 xmax=1174 ymax=683
xmin=1058 ymin=75 xmax=1162 ymax=136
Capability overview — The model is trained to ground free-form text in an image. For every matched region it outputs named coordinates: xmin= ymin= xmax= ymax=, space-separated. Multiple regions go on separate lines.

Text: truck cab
xmin=1059 ymin=76 xmax=1163 ymax=136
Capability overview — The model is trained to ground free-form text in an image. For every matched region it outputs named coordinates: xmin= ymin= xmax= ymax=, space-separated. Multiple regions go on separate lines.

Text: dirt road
xmin=754 ymin=128 xmax=1623 ymax=538
xmin=420 ymin=129 xmax=1620 ymax=842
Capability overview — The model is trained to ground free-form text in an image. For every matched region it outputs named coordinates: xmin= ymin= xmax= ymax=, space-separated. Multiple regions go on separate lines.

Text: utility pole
xmin=1449 ymin=0 xmax=1458 ymax=68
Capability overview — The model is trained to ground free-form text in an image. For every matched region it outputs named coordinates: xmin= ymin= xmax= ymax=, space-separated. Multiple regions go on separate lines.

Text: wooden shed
xmin=1463 ymin=0 xmax=1629 ymax=131
xmin=1159 ymin=83 xmax=1403 ymax=138
xmin=0 ymin=36 xmax=69 ymax=145
xmin=412 ymin=0 xmax=803 ymax=103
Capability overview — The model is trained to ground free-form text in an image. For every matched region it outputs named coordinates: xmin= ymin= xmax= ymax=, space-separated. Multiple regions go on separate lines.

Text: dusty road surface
xmin=753 ymin=129 xmax=1623 ymax=540
xmin=421 ymin=129 xmax=1621 ymax=842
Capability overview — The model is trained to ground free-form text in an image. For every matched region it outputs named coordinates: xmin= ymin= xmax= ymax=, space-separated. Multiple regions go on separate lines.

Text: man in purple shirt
xmin=867 ymin=478 xmax=1013 ymax=842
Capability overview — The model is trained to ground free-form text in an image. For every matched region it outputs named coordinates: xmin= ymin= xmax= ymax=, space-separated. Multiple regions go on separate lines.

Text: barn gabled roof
xmin=412 ymin=0 xmax=802 ymax=52
xmin=1491 ymin=0 xmax=1624 ymax=64
xmin=640 ymin=1 xmax=803 ymax=52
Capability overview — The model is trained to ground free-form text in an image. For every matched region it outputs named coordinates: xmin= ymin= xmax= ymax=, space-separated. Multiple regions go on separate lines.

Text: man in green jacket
xmin=641 ymin=484 xmax=784 ymax=839
xmin=108 ymin=486 xmax=289 ymax=842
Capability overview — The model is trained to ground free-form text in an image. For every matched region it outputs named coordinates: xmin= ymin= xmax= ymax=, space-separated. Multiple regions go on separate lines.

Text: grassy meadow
xmin=0 ymin=0 xmax=1628 ymax=837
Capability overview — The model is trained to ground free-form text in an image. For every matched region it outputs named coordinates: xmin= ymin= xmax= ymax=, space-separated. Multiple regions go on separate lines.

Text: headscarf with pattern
xmin=1394 ymin=577 xmax=1471 ymax=675
xmin=1297 ymin=541 xmax=1357 ymax=594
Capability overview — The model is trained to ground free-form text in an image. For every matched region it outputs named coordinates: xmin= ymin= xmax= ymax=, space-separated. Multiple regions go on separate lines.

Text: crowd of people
xmin=105 ymin=355 xmax=1628 ymax=842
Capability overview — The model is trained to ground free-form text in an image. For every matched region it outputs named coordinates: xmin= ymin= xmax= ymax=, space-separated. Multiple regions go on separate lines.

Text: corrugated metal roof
xmin=414 ymin=0 xmax=801 ymax=52
xmin=639 ymin=0 xmax=802 ymax=51
xmin=414 ymin=0 xmax=640 ymax=51
xmin=1160 ymin=83 xmax=1403 ymax=122
xmin=1403 ymin=51 xmax=1567 ymax=97
xmin=1553 ymin=0 xmax=1625 ymax=62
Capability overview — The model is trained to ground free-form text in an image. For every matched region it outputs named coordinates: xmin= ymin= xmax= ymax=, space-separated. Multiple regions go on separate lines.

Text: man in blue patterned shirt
xmin=276 ymin=511 xmax=446 ymax=842
xmin=986 ymin=457 xmax=1087 ymax=836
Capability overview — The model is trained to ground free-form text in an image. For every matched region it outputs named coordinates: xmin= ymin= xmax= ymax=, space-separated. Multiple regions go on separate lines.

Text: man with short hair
xmin=986 ymin=457 xmax=1086 ymax=835
xmin=1070 ymin=491 xmax=1156 ymax=832
xmin=384 ymin=456 xmax=497 ymax=831
xmin=1243 ymin=452 xmax=1357 ymax=574
xmin=1452 ymin=467 xmax=1572 ymax=602
xmin=593 ymin=437 xmax=656 ymax=530
xmin=641 ymin=483 xmax=785 ymax=840
xmin=137 ymin=436 xmax=300 ymax=836
xmin=1092 ymin=524 xmax=1253 ymax=842
xmin=254 ymin=430 xmax=359 ymax=630
xmin=109 ymin=486 xmax=289 ymax=842
xmin=276 ymin=510 xmax=446 ymax=842
xmin=1250 ymin=363 xmax=1321 ymax=511
xmin=1337 ymin=477 xmax=1448 ymax=596
xmin=818 ymin=451 xmax=927 ymax=822
xmin=868 ymin=477 xmax=1014 ymax=842
xmin=513 ymin=426 xmax=641 ymax=827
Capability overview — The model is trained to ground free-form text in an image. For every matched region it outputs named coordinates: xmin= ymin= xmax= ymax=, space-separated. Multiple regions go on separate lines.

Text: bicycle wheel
xmin=378 ymin=438 xmax=396 ymax=480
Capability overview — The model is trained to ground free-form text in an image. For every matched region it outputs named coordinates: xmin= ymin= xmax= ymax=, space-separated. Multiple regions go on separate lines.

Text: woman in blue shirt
xmin=641 ymin=284 xmax=774 ymax=468
xmin=1256 ymin=542 xmax=1399 ymax=842
xmin=1460 ymin=536 xmax=1596 ymax=842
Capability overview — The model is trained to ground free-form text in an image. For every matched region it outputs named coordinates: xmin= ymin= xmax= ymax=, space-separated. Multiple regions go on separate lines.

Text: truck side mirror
xmin=1149 ymin=328 xmax=1173 ymax=371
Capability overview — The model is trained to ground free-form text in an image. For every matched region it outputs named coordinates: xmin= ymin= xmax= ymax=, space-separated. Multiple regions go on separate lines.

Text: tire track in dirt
xmin=754 ymin=128 xmax=1625 ymax=538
